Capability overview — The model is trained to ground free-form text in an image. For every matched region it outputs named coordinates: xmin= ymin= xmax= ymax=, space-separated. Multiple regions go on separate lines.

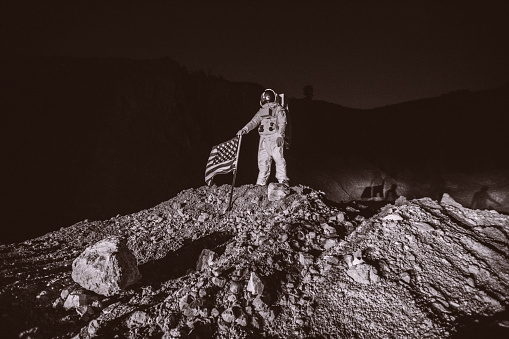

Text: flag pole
xmin=227 ymin=135 xmax=243 ymax=212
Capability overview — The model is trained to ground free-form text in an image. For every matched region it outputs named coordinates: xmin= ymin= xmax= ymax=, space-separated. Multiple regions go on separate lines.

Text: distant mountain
xmin=2 ymin=57 xmax=508 ymax=243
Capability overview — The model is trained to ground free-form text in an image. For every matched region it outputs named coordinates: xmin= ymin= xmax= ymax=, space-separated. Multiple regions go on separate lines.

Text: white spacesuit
xmin=237 ymin=89 xmax=289 ymax=186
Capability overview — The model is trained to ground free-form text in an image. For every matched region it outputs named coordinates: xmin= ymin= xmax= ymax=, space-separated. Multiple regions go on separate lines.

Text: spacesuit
xmin=237 ymin=89 xmax=289 ymax=186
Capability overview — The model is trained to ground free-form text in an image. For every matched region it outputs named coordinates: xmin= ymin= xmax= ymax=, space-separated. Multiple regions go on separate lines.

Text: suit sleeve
xmin=242 ymin=110 xmax=263 ymax=133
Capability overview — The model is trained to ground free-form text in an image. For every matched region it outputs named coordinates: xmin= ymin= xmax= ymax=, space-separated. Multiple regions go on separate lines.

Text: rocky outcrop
xmin=71 ymin=236 xmax=142 ymax=296
xmin=0 ymin=184 xmax=508 ymax=338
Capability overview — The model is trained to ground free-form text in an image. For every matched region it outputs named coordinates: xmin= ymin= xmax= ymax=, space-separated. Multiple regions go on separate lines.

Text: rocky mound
xmin=1 ymin=185 xmax=508 ymax=338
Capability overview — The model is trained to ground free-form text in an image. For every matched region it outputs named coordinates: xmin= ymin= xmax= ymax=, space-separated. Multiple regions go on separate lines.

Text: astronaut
xmin=237 ymin=89 xmax=289 ymax=186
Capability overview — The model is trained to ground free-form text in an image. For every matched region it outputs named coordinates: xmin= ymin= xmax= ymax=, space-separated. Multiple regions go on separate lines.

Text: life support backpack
xmin=278 ymin=94 xmax=292 ymax=149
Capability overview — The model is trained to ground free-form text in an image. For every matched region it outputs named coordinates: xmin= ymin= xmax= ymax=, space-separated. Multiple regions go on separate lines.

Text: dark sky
xmin=2 ymin=1 xmax=508 ymax=108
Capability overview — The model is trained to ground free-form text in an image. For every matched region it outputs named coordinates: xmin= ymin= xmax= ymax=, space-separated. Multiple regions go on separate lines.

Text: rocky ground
xmin=1 ymin=184 xmax=508 ymax=338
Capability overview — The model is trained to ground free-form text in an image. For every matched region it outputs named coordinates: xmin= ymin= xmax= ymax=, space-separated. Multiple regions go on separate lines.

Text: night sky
xmin=2 ymin=1 xmax=508 ymax=108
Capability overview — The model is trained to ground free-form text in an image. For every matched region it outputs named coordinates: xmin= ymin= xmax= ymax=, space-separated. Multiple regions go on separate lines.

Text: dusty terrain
xmin=1 ymin=184 xmax=508 ymax=338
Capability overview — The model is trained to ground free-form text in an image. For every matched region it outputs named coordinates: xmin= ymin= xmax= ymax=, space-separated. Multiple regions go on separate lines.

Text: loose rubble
xmin=0 ymin=184 xmax=508 ymax=338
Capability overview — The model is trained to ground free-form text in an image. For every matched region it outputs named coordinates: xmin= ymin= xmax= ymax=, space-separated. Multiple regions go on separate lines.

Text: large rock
xmin=71 ymin=236 xmax=142 ymax=296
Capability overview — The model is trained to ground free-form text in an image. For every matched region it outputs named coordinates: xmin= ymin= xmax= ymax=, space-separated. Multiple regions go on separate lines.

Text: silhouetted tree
xmin=303 ymin=85 xmax=314 ymax=100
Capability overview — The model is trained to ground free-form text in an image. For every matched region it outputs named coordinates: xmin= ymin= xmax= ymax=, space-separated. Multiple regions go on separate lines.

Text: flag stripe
xmin=205 ymin=158 xmax=235 ymax=179
xmin=205 ymin=136 xmax=240 ymax=185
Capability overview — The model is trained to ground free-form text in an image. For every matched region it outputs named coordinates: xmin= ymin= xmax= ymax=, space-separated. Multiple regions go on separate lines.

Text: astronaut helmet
xmin=260 ymin=89 xmax=277 ymax=106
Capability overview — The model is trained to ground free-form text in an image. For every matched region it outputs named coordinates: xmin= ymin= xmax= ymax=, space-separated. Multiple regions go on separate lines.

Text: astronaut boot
xmin=279 ymin=179 xmax=290 ymax=187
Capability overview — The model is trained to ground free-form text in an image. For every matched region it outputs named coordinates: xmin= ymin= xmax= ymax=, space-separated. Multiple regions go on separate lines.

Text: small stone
xmin=382 ymin=214 xmax=403 ymax=221
xmin=251 ymin=315 xmax=261 ymax=329
xmin=179 ymin=294 xmax=193 ymax=311
xmin=91 ymin=300 xmax=103 ymax=310
xmin=323 ymin=238 xmax=338 ymax=250
xmin=299 ymin=253 xmax=314 ymax=267
xmin=64 ymin=294 xmax=84 ymax=310
xmin=127 ymin=311 xmax=152 ymax=328
xmin=278 ymin=233 xmax=289 ymax=242
xmin=448 ymin=301 xmax=460 ymax=309
xmin=498 ymin=320 xmax=509 ymax=328
xmin=268 ymin=183 xmax=290 ymax=201
xmin=297 ymin=230 xmax=306 ymax=241
xmin=343 ymin=254 xmax=354 ymax=268
xmin=52 ymin=298 xmax=64 ymax=309
xmin=60 ymin=289 xmax=70 ymax=300
xmin=212 ymin=277 xmax=226 ymax=288
xmin=199 ymin=307 xmax=210 ymax=318
xmin=196 ymin=277 xmax=207 ymax=288
xmin=413 ymin=222 xmax=435 ymax=232
xmin=321 ymin=223 xmax=337 ymax=236
xmin=400 ymin=272 xmax=411 ymax=284
xmin=36 ymin=290 xmax=49 ymax=301
xmin=325 ymin=255 xmax=340 ymax=265
xmin=196 ymin=249 xmax=216 ymax=271
xmin=198 ymin=213 xmax=209 ymax=223
xmin=230 ymin=282 xmax=241 ymax=294
xmin=182 ymin=306 xmax=199 ymax=318
xmin=335 ymin=212 xmax=345 ymax=223
xmin=246 ymin=272 xmax=264 ymax=296
xmin=295 ymin=318 xmax=305 ymax=326
xmin=211 ymin=308 xmax=220 ymax=318
xmin=321 ymin=263 xmax=332 ymax=273
xmin=221 ymin=308 xmax=235 ymax=323
xmin=432 ymin=302 xmax=451 ymax=314
xmin=252 ymin=295 xmax=267 ymax=311
xmin=199 ymin=288 xmax=208 ymax=298
xmin=76 ymin=305 xmax=94 ymax=317
xmin=235 ymin=314 xmax=248 ymax=327
xmin=347 ymin=264 xmax=379 ymax=284
xmin=227 ymin=294 xmax=237 ymax=303
xmin=259 ymin=309 xmax=276 ymax=322
xmin=169 ymin=328 xmax=181 ymax=337
xmin=352 ymin=250 xmax=364 ymax=265
xmin=88 ymin=319 xmax=100 ymax=337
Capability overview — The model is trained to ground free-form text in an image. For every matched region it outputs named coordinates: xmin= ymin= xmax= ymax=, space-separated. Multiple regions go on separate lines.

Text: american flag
xmin=205 ymin=136 xmax=240 ymax=185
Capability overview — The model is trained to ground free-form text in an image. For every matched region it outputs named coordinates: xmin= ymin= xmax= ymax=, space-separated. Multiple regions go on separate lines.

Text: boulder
xmin=71 ymin=236 xmax=142 ymax=296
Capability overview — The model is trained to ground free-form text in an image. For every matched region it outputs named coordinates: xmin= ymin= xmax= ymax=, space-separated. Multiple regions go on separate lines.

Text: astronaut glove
xmin=236 ymin=128 xmax=247 ymax=136
xmin=276 ymin=137 xmax=284 ymax=147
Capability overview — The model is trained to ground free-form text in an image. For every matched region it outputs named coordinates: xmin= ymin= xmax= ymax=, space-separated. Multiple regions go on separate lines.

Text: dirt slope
xmin=1 ymin=185 xmax=508 ymax=338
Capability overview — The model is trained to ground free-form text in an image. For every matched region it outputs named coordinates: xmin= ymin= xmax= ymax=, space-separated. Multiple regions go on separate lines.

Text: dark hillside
xmin=288 ymin=85 xmax=509 ymax=202
xmin=2 ymin=57 xmax=508 ymax=243
xmin=1 ymin=57 xmax=264 ymax=243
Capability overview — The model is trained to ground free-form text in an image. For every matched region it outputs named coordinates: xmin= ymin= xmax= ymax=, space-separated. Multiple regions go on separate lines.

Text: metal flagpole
xmin=227 ymin=135 xmax=243 ymax=212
